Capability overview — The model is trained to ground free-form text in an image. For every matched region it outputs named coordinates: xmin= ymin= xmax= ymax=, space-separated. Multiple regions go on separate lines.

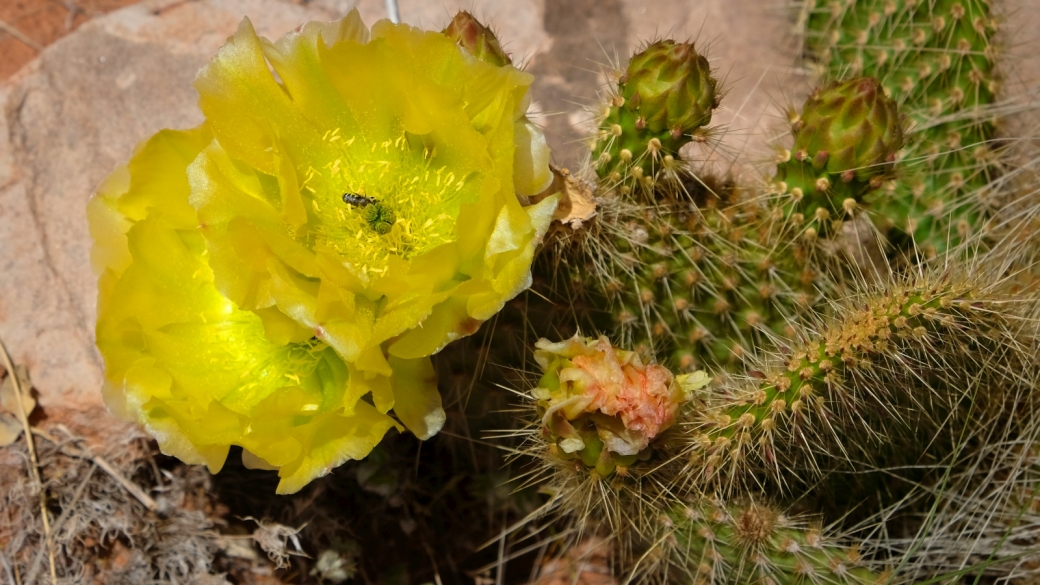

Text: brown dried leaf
xmin=0 ymin=414 xmax=21 ymax=446
xmin=531 ymin=165 xmax=597 ymax=230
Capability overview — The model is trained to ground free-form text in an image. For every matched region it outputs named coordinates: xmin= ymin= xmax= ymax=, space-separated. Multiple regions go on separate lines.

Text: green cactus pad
xmin=649 ymin=499 xmax=884 ymax=584
xmin=804 ymin=0 xmax=1001 ymax=256
xmin=564 ymin=175 xmax=829 ymax=374
xmin=676 ymin=265 xmax=1035 ymax=502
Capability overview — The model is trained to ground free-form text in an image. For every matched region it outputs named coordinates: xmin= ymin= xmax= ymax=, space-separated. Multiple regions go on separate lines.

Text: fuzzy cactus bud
xmin=621 ymin=40 xmax=719 ymax=135
xmin=794 ymin=77 xmax=903 ymax=181
xmin=442 ymin=11 xmax=511 ymax=67
xmin=531 ymin=335 xmax=710 ymax=475
xmin=775 ymin=77 xmax=905 ymax=232
xmin=590 ymin=40 xmax=719 ymax=197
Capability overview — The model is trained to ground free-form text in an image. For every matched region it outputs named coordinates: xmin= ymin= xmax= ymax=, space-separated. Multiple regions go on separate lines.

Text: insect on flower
xmin=342 ymin=192 xmax=378 ymax=207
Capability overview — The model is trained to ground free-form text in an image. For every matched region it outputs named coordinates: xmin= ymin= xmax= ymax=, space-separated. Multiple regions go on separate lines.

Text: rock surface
xmin=0 ymin=0 xmax=798 ymax=425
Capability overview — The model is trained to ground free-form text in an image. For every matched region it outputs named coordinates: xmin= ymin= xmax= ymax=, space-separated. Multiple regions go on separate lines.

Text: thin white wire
xmin=385 ymin=0 xmax=400 ymax=23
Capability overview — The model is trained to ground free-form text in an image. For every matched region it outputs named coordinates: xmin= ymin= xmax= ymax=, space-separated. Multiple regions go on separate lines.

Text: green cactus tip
xmin=621 ymin=40 xmax=719 ymax=136
xmin=592 ymin=39 xmax=720 ymax=196
xmin=775 ymin=76 xmax=905 ymax=230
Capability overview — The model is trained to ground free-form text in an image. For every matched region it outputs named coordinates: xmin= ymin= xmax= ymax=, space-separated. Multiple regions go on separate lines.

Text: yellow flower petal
xmin=91 ymin=10 xmax=557 ymax=493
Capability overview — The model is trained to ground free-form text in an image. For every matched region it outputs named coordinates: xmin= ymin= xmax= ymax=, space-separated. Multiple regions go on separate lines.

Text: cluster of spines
xmin=576 ymin=78 xmax=906 ymax=374
xmin=647 ymin=499 xmax=885 ymax=584
xmin=804 ymin=0 xmax=1002 ymax=256
xmin=590 ymin=182 xmax=821 ymax=373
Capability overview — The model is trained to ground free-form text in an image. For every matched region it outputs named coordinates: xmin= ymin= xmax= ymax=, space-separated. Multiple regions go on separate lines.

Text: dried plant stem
xmin=24 ymin=463 xmax=97 ymax=585
xmin=32 ymin=426 xmax=159 ymax=512
xmin=0 ymin=335 xmax=56 ymax=584
xmin=0 ymin=19 xmax=43 ymax=52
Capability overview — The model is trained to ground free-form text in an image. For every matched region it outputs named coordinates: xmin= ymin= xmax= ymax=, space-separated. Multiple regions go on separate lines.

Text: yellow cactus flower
xmin=88 ymin=11 xmax=555 ymax=493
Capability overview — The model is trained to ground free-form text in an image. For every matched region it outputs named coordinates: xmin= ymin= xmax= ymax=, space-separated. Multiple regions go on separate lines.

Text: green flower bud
xmin=794 ymin=77 xmax=904 ymax=182
xmin=442 ymin=11 xmax=511 ymax=67
xmin=621 ymin=40 xmax=719 ymax=135
xmin=591 ymin=40 xmax=720 ymax=195
xmin=774 ymin=77 xmax=906 ymax=229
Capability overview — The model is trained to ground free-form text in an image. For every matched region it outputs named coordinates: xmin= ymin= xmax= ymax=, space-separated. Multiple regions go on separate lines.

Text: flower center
xmin=341 ymin=193 xmax=398 ymax=235
xmin=298 ymin=129 xmax=474 ymax=279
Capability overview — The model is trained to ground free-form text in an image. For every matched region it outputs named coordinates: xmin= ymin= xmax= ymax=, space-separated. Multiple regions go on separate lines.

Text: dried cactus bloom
xmin=776 ymin=77 xmax=904 ymax=227
xmin=89 ymin=127 xmax=400 ymax=494
xmin=89 ymin=10 xmax=557 ymax=493
xmin=532 ymin=335 xmax=709 ymax=475
xmin=442 ymin=10 xmax=511 ymax=67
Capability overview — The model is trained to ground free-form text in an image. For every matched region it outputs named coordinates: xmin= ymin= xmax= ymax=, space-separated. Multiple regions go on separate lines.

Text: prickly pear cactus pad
xmin=591 ymin=40 xmax=720 ymax=196
xmin=567 ymin=171 xmax=832 ymax=375
xmin=88 ymin=10 xmax=556 ymax=494
xmin=803 ymin=0 xmax=1001 ymax=255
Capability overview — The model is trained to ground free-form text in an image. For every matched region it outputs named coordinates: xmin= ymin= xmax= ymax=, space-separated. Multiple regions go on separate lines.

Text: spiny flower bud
xmin=794 ymin=77 xmax=904 ymax=181
xmin=621 ymin=40 xmax=719 ymax=134
xmin=442 ymin=11 xmax=511 ymax=67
